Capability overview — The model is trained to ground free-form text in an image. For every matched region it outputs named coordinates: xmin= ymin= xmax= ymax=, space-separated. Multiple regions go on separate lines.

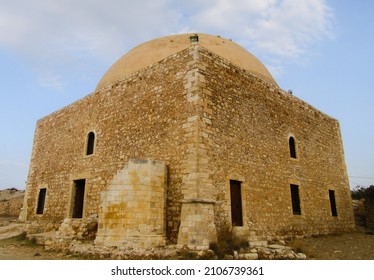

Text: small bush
xmin=364 ymin=185 xmax=374 ymax=198
xmin=210 ymin=223 xmax=248 ymax=259
xmin=351 ymin=186 xmax=367 ymax=200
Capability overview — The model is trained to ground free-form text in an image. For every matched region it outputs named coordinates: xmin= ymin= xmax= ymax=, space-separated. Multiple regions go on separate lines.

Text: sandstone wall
xmin=24 ymin=43 xmax=355 ymax=246
xmin=197 ymin=47 xmax=355 ymax=238
xmin=25 ymin=47 xmax=197 ymax=243
xmin=95 ymin=159 xmax=167 ymax=248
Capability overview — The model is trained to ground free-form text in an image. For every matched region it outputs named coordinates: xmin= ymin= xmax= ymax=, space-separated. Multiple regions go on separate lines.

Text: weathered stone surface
xmin=178 ymin=200 xmax=217 ymax=246
xmin=242 ymin=253 xmax=259 ymax=260
xmin=0 ymin=189 xmax=24 ymax=217
xmin=0 ymin=222 xmax=24 ymax=240
xmin=95 ymin=160 xmax=167 ymax=248
xmin=268 ymin=244 xmax=291 ymax=250
xmin=249 ymin=240 xmax=268 ymax=248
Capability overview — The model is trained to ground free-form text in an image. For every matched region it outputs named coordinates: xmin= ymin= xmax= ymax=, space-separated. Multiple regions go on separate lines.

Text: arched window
xmin=289 ymin=136 xmax=297 ymax=159
xmin=86 ymin=132 xmax=95 ymax=155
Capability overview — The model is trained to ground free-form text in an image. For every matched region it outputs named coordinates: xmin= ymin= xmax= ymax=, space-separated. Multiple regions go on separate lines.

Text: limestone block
xmin=95 ymin=159 xmax=167 ymax=249
xmin=177 ymin=200 xmax=217 ymax=246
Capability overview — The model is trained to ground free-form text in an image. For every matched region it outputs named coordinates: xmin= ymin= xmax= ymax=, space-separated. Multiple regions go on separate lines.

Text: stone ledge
xmin=180 ymin=198 xmax=216 ymax=204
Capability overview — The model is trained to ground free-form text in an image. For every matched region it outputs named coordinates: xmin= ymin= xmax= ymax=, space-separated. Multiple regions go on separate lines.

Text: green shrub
xmin=351 ymin=186 xmax=367 ymax=200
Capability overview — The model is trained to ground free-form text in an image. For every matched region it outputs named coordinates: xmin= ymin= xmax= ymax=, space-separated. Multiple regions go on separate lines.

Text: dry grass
xmin=209 ymin=224 xmax=248 ymax=259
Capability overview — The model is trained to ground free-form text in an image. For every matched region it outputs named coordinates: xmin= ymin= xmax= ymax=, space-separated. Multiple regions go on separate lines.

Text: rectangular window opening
xmin=289 ymin=137 xmax=297 ymax=159
xmin=230 ymin=180 xmax=243 ymax=226
xmin=329 ymin=190 xmax=338 ymax=217
xmin=290 ymin=184 xmax=301 ymax=215
xmin=36 ymin=188 xmax=47 ymax=215
xmin=72 ymin=179 xmax=86 ymax=218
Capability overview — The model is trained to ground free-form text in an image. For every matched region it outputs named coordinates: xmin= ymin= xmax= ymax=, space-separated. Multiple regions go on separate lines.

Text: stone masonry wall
xmin=25 ymin=47 xmax=198 ymax=243
xmin=196 ymin=47 xmax=355 ymax=238
xmin=95 ymin=159 xmax=167 ymax=248
xmin=177 ymin=45 xmax=217 ymax=246
xmin=24 ymin=42 xmax=355 ymax=247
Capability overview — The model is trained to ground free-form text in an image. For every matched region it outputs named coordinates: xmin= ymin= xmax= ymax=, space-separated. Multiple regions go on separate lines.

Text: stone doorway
xmin=72 ymin=179 xmax=85 ymax=218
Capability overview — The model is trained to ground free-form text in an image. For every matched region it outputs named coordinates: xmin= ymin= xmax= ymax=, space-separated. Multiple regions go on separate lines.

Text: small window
xmin=289 ymin=136 xmax=297 ymax=159
xmin=230 ymin=180 xmax=243 ymax=226
xmin=329 ymin=190 xmax=338 ymax=217
xmin=86 ymin=132 xmax=95 ymax=155
xmin=36 ymin=188 xmax=47 ymax=214
xmin=290 ymin=184 xmax=301 ymax=215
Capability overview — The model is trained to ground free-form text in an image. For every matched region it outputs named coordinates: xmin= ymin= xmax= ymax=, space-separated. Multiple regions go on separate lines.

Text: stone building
xmin=21 ymin=33 xmax=355 ymax=249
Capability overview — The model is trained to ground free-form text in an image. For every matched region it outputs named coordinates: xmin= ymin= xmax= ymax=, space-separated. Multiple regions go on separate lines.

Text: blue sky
xmin=0 ymin=0 xmax=373 ymax=189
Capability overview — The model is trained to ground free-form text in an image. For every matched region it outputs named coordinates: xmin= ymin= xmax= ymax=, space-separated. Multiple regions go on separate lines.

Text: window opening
xmin=36 ymin=188 xmax=47 ymax=214
xmin=289 ymin=136 xmax=297 ymax=159
xmin=329 ymin=190 xmax=338 ymax=217
xmin=230 ymin=180 xmax=243 ymax=226
xmin=290 ymin=184 xmax=301 ymax=215
xmin=86 ymin=132 xmax=95 ymax=155
xmin=72 ymin=179 xmax=86 ymax=218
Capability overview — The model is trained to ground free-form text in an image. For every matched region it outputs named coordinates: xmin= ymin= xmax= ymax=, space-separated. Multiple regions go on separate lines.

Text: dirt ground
xmin=0 ymin=234 xmax=82 ymax=260
xmin=1 ymin=217 xmax=374 ymax=260
xmin=288 ymin=227 xmax=374 ymax=260
xmin=289 ymin=227 xmax=374 ymax=260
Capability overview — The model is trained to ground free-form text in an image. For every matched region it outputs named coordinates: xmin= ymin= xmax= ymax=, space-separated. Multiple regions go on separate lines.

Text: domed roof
xmin=96 ymin=33 xmax=277 ymax=90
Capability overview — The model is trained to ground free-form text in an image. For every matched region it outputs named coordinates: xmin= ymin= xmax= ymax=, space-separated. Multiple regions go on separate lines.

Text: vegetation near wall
xmin=363 ymin=186 xmax=374 ymax=229
xmin=351 ymin=185 xmax=374 ymax=229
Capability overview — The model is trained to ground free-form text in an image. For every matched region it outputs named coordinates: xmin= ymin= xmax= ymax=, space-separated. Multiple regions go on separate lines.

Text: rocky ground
xmin=1 ymin=217 xmax=374 ymax=260
xmin=1 ymin=188 xmax=373 ymax=260
xmin=0 ymin=188 xmax=24 ymax=217
xmin=0 ymin=217 xmax=86 ymax=260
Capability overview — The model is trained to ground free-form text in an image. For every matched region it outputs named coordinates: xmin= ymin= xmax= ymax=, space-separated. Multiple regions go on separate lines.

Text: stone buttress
xmin=177 ymin=45 xmax=217 ymax=247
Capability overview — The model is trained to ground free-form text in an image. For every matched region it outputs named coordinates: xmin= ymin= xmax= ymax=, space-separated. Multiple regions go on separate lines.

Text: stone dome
xmin=96 ymin=33 xmax=277 ymax=90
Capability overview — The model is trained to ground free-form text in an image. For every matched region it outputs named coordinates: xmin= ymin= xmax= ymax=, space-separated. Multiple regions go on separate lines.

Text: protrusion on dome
xmin=189 ymin=34 xmax=199 ymax=43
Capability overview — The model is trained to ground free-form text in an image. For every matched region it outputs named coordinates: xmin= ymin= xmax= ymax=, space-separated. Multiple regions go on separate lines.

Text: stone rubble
xmin=28 ymin=230 xmax=307 ymax=260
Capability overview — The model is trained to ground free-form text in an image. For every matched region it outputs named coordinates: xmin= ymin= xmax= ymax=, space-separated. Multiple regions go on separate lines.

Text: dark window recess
xmin=290 ymin=184 xmax=301 ymax=215
xmin=189 ymin=34 xmax=199 ymax=43
xmin=72 ymin=179 xmax=85 ymax=218
xmin=36 ymin=188 xmax=47 ymax=214
xmin=86 ymin=132 xmax=95 ymax=155
xmin=329 ymin=190 xmax=338 ymax=217
xmin=289 ymin=136 xmax=297 ymax=158
xmin=230 ymin=180 xmax=243 ymax=226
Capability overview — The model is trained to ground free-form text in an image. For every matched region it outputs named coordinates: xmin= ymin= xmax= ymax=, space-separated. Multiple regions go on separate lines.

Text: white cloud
xmin=37 ymin=72 xmax=68 ymax=92
xmin=0 ymin=0 xmax=179 ymax=58
xmin=0 ymin=0 xmax=181 ymax=90
xmin=179 ymin=0 xmax=333 ymax=58
xmin=0 ymin=0 xmax=333 ymax=90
